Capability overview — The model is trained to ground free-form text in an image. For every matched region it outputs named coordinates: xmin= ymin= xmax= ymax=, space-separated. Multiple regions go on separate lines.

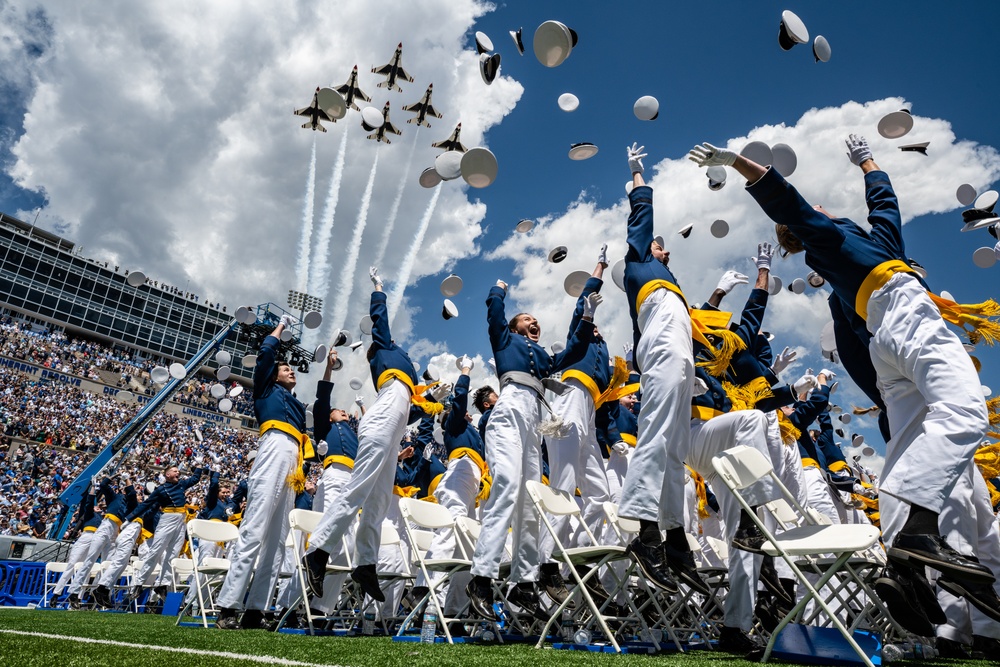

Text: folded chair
xmin=176 ymin=519 xmax=238 ymax=628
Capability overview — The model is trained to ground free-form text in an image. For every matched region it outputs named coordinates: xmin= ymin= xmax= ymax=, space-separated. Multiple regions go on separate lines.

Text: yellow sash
xmin=828 ymin=460 xmax=850 ymax=473
xmin=636 ymin=280 xmax=733 ymax=352
xmin=83 ymin=526 xmax=97 ymax=533
xmin=376 ymin=369 xmax=445 ymax=415
xmin=229 ymin=512 xmax=243 ymax=527
xmin=449 ymin=447 xmax=489 ymax=478
xmin=105 ymin=514 xmax=122 ymax=527
xmin=691 ymin=405 xmax=724 ymax=422
xmin=621 ymin=433 xmax=637 ymax=447
xmin=323 ymin=454 xmax=355 ymax=470
xmin=393 ymin=485 xmax=420 ymax=498
xmin=427 ymin=473 xmax=444 ymax=498
xmin=137 ymin=528 xmax=153 ymax=546
xmin=562 ymin=356 xmax=640 ymax=409
xmin=777 ymin=411 xmax=801 ymax=446
xmin=685 ymin=465 xmax=711 ymax=519
xmin=801 ymin=457 xmax=820 ymax=469
xmin=722 ymin=377 xmax=774 ymax=411
xmin=162 ymin=507 xmax=187 ymax=514
xmin=260 ymin=419 xmax=314 ymax=493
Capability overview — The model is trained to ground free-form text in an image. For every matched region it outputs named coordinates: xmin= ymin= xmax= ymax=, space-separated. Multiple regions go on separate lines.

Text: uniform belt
xmin=620 ymin=433 xmax=637 ymax=447
xmin=801 ymin=457 xmax=820 ymax=469
xmin=162 ymin=507 xmax=187 ymax=513
xmin=636 ymin=279 xmax=732 ymax=350
xmin=854 ymin=260 xmax=917 ymax=321
xmin=137 ymin=528 xmax=153 ymax=545
xmin=376 ymin=369 xmax=443 ymax=415
xmin=427 ymin=473 xmax=444 ymax=498
xmin=691 ymin=405 xmax=725 ymax=421
xmin=448 ymin=447 xmax=488 ymax=478
xmin=560 ymin=370 xmax=602 ymax=405
xmin=323 ymin=454 xmax=355 ymax=470
xmin=393 ymin=485 xmax=420 ymax=498
xmin=260 ymin=419 xmax=314 ymax=493
xmin=828 ymin=460 xmax=850 ymax=473
xmin=83 ymin=526 xmax=97 ymax=533
xmin=105 ymin=514 xmax=122 ymax=527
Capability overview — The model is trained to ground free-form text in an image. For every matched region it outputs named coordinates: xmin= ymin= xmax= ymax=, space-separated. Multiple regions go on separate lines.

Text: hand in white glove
xmin=597 ymin=243 xmax=609 ymax=268
xmin=845 ymin=134 xmax=873 ymax=166
xmin=279 ymin=314 xmax=296 ymax=328
xmin=354 ymin=395 xmax=365 ymax=408
xmin=692 ymin=376 xmax=710 ymax=397
xmin=194 ymin=454 xmax=204 ymax=465
xmin=688 ymin=142 xmax=738 ymax=168
xmin=495 ymin=279 xmax=508 ymax=291
xmin=627 ymin=142 xmax=647 ymax=175
xmin=754 ymin=242 xmax=774 ymax=271
xmin=120 ymin=472 xmax=130 ymax=484
xmin=819 ymin=368 xmax=837 ymax=380
xmin=793 ymin=374 xmax=819 ymax=396
xmin=430 ymin=382 xmax=452 ymax=402
xmin=90 ymin=476 xmax=98 ymax=489
xmin=316 ymin=440 xmax=328 ymax=457
xmin=369 ymin=266 xmax=383 ymax=288
xmin=771 ymin=346 xmax=797 ymax=374
xmin=715 ymin=270 xmax=749 ymax=295
xmin=611 ymin=441 xmax=630 ymax=456
xmin=582 ymin=293 xmax=603 ymax=319
xmin=458 ymin=355 xmax=474 ymax=372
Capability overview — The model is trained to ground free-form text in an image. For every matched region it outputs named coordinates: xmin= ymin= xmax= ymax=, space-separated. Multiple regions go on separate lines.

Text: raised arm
xmin=253 ymin=334 xmax=281 ymax=399
xmin=486 ymin=283 xmax=512 ymax=352
xmin=568 ymin=275 xmax=604 ymax=340
xmin=204 ymin=470 xmax=221 ymax=511
xmin=552 ymin=313 xmax=596 ymax=372
xmin=181 ymin=467 xmax=205 ymax=490
xmin=445 ymin=369 xmax=472 ymax=437
xmin=369 ymin=290 xmax=393 ymax=352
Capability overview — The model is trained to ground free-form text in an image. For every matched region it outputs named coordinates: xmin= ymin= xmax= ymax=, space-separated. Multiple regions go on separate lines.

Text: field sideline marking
xmin=0 ymin=629 xmax=348 ymax=666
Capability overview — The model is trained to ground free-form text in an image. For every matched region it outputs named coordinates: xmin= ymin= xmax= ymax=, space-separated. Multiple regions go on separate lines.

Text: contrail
xmin=295 ymin=137 xmax=317 ymax=292
xmin=389 ymin=185 xmax=442 ymax=324
xmin=329 ymin=147 xmax=381 ymax=334
xmin=308 ymin=125 xmax=349 ymax=297
xmin=373 ymin=128 xmax=419 ymax=268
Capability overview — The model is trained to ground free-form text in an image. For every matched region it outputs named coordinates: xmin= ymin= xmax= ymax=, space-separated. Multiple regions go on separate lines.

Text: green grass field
xmin=0 ymin=609 xmax=989 ymax=667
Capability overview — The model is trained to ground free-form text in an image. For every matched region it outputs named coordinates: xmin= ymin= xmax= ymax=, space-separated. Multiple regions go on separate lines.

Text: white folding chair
xmin=712 ymin=446 xmax=882 ymax=667
xmin=176 ymin=519 xmax=239 ymax=627
xmin=41 ymin=562 xmax=70 ymax=608
xmin=170 ymin=558 xmax=194 ymax=594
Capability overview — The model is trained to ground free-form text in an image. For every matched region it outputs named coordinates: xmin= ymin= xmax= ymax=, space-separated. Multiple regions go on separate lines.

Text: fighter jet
xmin=430 ymin=123 xmax=467 ymax=153
xmin=372 ymin=43 xmax=414 ymax=93
xmin=402 ymin=84 xmax=442 ymax=127
xmin=294 ymin=87 xmax=334 ymax=132
xmin=365 ymin=102 xmax=402 ymax=144
xmin=334 ymin=66 xmax=371 ymax=111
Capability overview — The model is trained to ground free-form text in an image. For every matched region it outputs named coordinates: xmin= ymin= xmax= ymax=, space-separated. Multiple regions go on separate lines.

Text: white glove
xmin=715 ymin=270 xmax=749 ymax=295
xmin=194 ymin=455 xmax=204 ymax=465
xmin=369 ymin=266 xmax=383 ymax=288
xmin=994 ymin=240 xmax=1000 ymax=260
xmin=793 ymin=374 xmax=819 ymax=395
xmin=430 ymin=382 xmax=452 ymax=402
xmin=692 ymin=376 xmax=709 ymax=397
xmin=582 ymin=293 xmax=603 ymax=319
xmin=90 ymin=476 xmax=98 ymax=489
xmin=422 ymin=445 xmax=434 ymax=461
xmin=688 ymin=142 xmax=737 ymax=168
xmin=316 ymin=440 xmax=328 ymax=457
xmin=495 ymin=279 xmax=507 ymax=291
xmin=771 ymin=346 xmax=797 ymax=374
xmin=354 ymin=395 xmax=365 ymax=408
xmin=597 ymin=243 xmax=608 ymax=268
xmin=819 ymin=368 xmax=837 ymax=380
xmin=457 ymin=355 xmax=474 ymax=372
xmin=754 ymin=242 xmax=774 ymax=271
xmin=279 ymin=314 xmax=296 ymax=328
xmin=120 ymin=472 xmax=130 ymax=484
xmin=209 ymin=452 xmax=221 ymax=464
xmin=623 ymin=343 xmax=634 ymax=363
xmin=627 ymin=142 xmax=647 ymax=175
xmin=845 ymin=134 xmax=873 ymax=166
xmin=612 ymin=441 xmax=629 ymax=456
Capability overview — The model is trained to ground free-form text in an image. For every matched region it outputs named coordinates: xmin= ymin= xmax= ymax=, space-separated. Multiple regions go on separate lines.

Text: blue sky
xmin=2 ymin=1 xmax=999 ymax=465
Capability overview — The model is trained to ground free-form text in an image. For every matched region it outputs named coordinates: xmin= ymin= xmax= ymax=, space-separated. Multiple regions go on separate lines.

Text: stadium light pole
xmin=287 ymin=289 xmax=323 ymax=323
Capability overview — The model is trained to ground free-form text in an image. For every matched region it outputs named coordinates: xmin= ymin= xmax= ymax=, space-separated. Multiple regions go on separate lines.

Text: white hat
xmin=900 ymin=142 xmax=929 ymax=155
xmin=812 ymin=35 xmax=831 ymax=62
xmin=838 ymin=413 xmax=852 ymax=424
xmin=115 ymin=390 xmax=135 ymax=404
xmin=475 ymin=31 xmax=494 ymax=55
xmin=126 ymin=271 xmax=146 ymax=287
xmin=558 ymin=93 xmax=579 ymax=112
xmin=241 ymin=354 xmax=257 ymax=368
xmin=907 ymin=258 xmax=928 ymax=278
xmin=442 ymin=299 xmax=459 ymax=320
xmin=434 ymin=151 xmax=463 ymax=181
xmin=973 ymin=247 xmax=998 ymax=269
xmin=218 ymin=398 xmax=233 ymax=412
xmin=279 ymin=329 xmax=293 ymax=342
xmin=550 ymin=341 xmax=565 ymax=355
xmin=625 ymin=180 xmax=634 ymax=195
xmin=359 ymin=315 xmax=373 ymax=335
xmin=563 ymin=270 xmax=591 ymax=298
xmin=633 ymin=96 xmax=659 ymax=121
xmin=479 ymin=52 xmax=501 ymax=85
xmin=788 ymin=278 xmax=806 ymax=294
xmin=419 ymin=166 xmax=442 ymax=189
xmin=349 ymin=377 xmax=364 ymax=391
xmin=423 ymin=366 xmax=440 ymax=382
xmin=806 ymin=271 xmax=825 ymax=288
xmin=956 ymin=184 xmax=977 ymax=206
xmin=247 ymin=449 xmax=257 ymax=462
xmin=767 ymin=275 xmax=782 ymax=296
xmin=548 ymin=246 xmax=568 ymax=263
xmin=852 ymin=434 xmax=865 ymax=447
xmin=611 ymin=258 xmax=626 ymax=293
xmin=740 ymin=141 xmax=773 ymax=167
xmin=515 ymin=219 xmax=534 ymax=233
xmin=509 ymin=27 xmax=525 ymax=55
xmin=229 ymin=385 xmax=244 ymax=398
xmin=440 ymin=274 xmax=463 ymax=297
xmin=145 ymin=481 xmax=157 ymax=494
xmin=303 ymin=311 xmax=323 ymax=330
xmin=149 ymin=366 xmax=168 ymax=383
xmin=778 ymin=10 xmax=809 ymax=50
xmin=461 ymin=147 xmax=498 ymax=188
xmin=974 ymin=190 xmax=999 ymax=212
xmin=216 ymin=365 xmax=231 ymax=381
xmin=710 ymin=219 xmax=729 ymax=238
xmin=210 ymin=384 xmax=225 ymax=399
xmin=316 ymin=87 xmax=347 ymax=120
xmin=877 ymin=110 xmax=913 ymax=139
xmin=706 ymin=166 xmax=727 ymax=191
xmin=313 ymin=343 xmax=328 ymax=364
xmin=169 ymin=362 xmax=187 ymax=380
xmin=487 ymin=358 xmax=497 ymax=376
xmin=533 ymin=20 xmax=575 ymax=68
xmin=940 ymin=290 xmax=955 ymax=302
xmin=771 ymin=143 xmax=797 ymax=177
xmin=983 ymin=385 xmax=992 ymax=397
xmin=305 ymin=411 xmax=314 ymax=429
xmin=350 ymin=341 xmax=363 ymax=351
xmin=568 ymin=142 xmax=598 ymax=160
xmin=360 ymin=105 xmax=384 ymax=130
xmin=333 ymin=329 xmax=352 ymax=347
xmin=820 ymin=321 xmax=837 ymax=359
xmin=215 ymin=350 xmax=232 ymax=366
xmin=678 ymin=224 xmax=694 ymax=239
xmin=861 ymin=445 xmax=875 ymax=457
xmin=234 ymin=306 xmax=256 ymax=325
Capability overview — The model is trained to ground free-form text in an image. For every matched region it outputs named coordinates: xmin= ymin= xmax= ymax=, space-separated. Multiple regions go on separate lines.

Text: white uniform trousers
xmin=312 ymin=462 xmax=355 ymax=614
xmin=802 ymin=466 xmax=841 ymax=525
xmin=216 ymin=429 xmax=298 ymax=611
xmin=378 ymin=501 xmax=412 ymax=621
xmin=619 ymin=289 xmax=692 ymax=529
xmin=97 ymin=520 xmax=141 ymax=588
xmin=540 ymin=380 xmax=612 ymax=561
xmin=68 ymin=518 xmax=120 ymax=596
xmin=134 ymin=512 xmax=186 ymax=588
xmin=867 ymin=273 xmax=988 ymax=548
xmin=686 ymin=410 xmax=776 ymax=631
xmin=605 ymin=445 xmax=632 ymax=505
xmin=54 ymin=531 xmax=95 ymax=595
xmin=935 ymin=464 xmax=1000 ymax=643
xmin=416 ymin=455 xmax=480 ymax=613
xmin=471 ymin=382 xmax=544 ymax=583
xmin=309 ymin=380 xmax=411 ymax=566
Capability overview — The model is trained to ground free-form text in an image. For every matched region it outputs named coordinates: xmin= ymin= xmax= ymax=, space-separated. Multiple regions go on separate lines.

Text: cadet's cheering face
xmin=651 ymin=240 xmax=670 ymax=266
xmin=330 ymin=408 xmax=349 ymax=423
xmin=275 ymin=362 xmax=296 ymax=390
xmin=620 ymin=394 xmax=637 ymax=410
xmin=164 ymin=466 xmax=180 ymax=483
xmin=513 ymin=314 xmax=541 ymax=341
xmin=219 ymin=485 xmax=232 ymax=501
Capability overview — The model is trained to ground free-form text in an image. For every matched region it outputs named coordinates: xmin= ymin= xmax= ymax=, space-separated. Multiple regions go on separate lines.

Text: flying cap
xmin=550 ymin=341 xmax=565 ymax=355
xmin=434 ymin=151 xmax=463 ymax=181
xmin=419 ymin=166 xmax=442 ymax=189
xmin=515 ymin=219 xmax=534 ymax=233
xmin=568 ymin=142 xmax=599 ymax=160
xmin=509 ymin=28 xmax=525 ymax=55
xmin=812 ymin=35 xmax=831 ymax=62
xmin=115 ymin=390 xmax=135 ymax=404
xmin=877 ymin=110 xmax=913 ymax=139
xmin=241 ymin=354 xmax=257 ymax=368
xmin=806 ymin=271 xmax=825 ymax=288
xmin=210 ymin=384 xmax=226 ymax=399
xmin=229 ymin=385 xmax=244 ymax=398
xmin=771 ymin=143 xmax=797 ymax=177
xmin=360 ymin=105 xmax=384 ymax=131
xmin=316 ymin=87 xmax=347 ymax=120
xmin=984 ymin=385 xmax=992 ymax=397
xmin=740 ymin=141 xmax=773 ymax=167
xmin=706 ymin=165 xmax=727 ymax=191
xmin=329 ymin=355 xmax=343 ymax=371
xmin=678 ymin=224 xmax=694 ymax=238
xmin=900 ymin=142 xmax=929 ymax=155
xmin=973 ymin=246 xmax=998 ymax=269
xmin=423 ymin=366 xmax=440 ymax=382
xmin=558 ymin=93 xmax=579 ymax=112
xmin=440 ymin=274 xmax=463 ymax=297
xmin=710 ymin=219 xmax=729 ymax=238
xmin=533 ymin=20 xmax=575 ymax=68
xmin=767 ymin=275 xmax=782 ymax=296
xmin=907 ymin=258 xmax=928 ymax=279
xmin=861 ymin=445 xmax=876 ymax=457
xmin=460 ymin=147 xmax=498 ymax=188
xmin=303 ymin=311 xmax=323 ymax=329
xmin=359 ymin=315 xmax=373 ymax=335
xmin=333 ymin=329 xmax=352 ymax=347
xmin=633 ymin=96 xmax=659 ymax=121
xmin=145 ymin=481 xmax=157 ymax=494
xmin=974 ymin=190 xmax=998 ymax=212
xmin=820 ymin=321 xmax=837 ymax=361
xmin=778 ymin=10 xmax=809 ymax=50
xmin=313 ymin=343 xmax=328 ymax=363
xmin=234 ymin=306 xmax=251 ymax=324
xmin=280 ymin=329 xmax=293 ymax=342
xmin=940 ymin=289 xmax=955 ymax=302
xmin=611 ymin=258 xmax=626 ymax=293
xmin=475 ymin=31 xmax=494 ymax=55
xmin=442 ymin=299 xmax=459 ymax=320
xmin=957 ymin=184 xmax=978 ymax=206
xmin=548 ymin=246 xmax=568 ymax=263
xmin=788 ymin=278 xmax=806 ymax=294
xmin=218 ymin=398 xmax=233 ymax=412
xmin=349 ymin=377 xmax=363 ymax=391
xmin=216 ymin=365 xmax=231 ymax=381
xmin=961 ymin=210 xmax=1000 ymax=232
xmin=350 ymin=341 xmax=363 ymax=351
xmin=169 ymin=363 xmax=187 ymax=380
xmin=625 ymin=181 xmax=634 ymax=195
xmin=838 ymin=413 xmax=852 ymax=424
xmin=215 ymin=350 xmax=232 ymax=366
xmin=479 ymin=53 xmax=501 ymax=85
xmin=563 ymin=270 xmax=591 ymax=297
xmin=126 ymin=271 xmax=146 ymax=287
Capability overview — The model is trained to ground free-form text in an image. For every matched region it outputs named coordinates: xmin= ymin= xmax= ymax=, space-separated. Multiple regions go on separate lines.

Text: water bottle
xmin=881 ymin=643 xmax=904 ymax=663
xmin=361 ymin=611 xmax=375 ymax=636
xmin=481 ymin=628 xmax=495 ymax=642
xmin=420 ymin=611 xmax=438 ymax=643
xmin=561 ymin=615 xmax=574 ymax=641
xmin=574 ymin=628 xmax=592 ymax=645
